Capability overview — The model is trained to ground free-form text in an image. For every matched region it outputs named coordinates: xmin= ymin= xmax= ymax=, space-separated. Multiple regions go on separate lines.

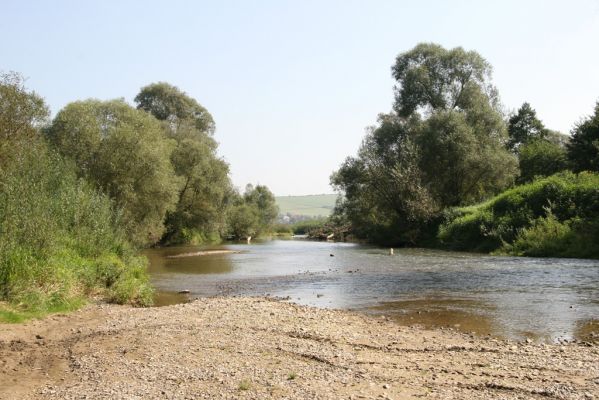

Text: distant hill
xmin=275 ymin=194 xmax=337 ymax=217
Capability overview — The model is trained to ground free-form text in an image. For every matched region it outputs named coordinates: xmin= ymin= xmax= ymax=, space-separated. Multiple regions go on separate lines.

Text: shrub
xmin=439 ymin=171 xmax=599 ymax=258
xmin=0 ymin=141 xmax=153 ymax=318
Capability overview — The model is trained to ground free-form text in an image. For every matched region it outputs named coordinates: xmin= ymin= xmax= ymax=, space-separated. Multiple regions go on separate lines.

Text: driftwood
xmin=166 ymin=250 xmax=241 ymax=259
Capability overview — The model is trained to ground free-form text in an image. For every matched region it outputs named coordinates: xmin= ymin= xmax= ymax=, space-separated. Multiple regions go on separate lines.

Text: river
xmin=145 ymin=238 xmax=599 ymax=342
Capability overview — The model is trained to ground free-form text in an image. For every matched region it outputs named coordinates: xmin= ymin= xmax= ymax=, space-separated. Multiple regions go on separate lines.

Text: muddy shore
xmin=1 ymin=297 xmax=598 ymax=399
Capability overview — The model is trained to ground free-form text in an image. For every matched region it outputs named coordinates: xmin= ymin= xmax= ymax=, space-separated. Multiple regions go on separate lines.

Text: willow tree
xmin=135 ymin=83 xmax=232 ymax=244
xmin=332 ymin=43 xmax=518 ymax=245
xmin=48 ymin=99 xmax=179 ymax=246
xmin=0 ymin=72 xmax=49 ymax=165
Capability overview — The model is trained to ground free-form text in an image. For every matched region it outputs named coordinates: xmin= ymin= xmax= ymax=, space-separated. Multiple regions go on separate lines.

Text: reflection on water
xmin=143 ymin=239 xmax=599 ymax=342
xmin=145 ymin=246 xmax=234 ymax=275
xmin=370 ymin=298 xmax=497 ymax=337
xmin=153 ymin=291 xmax=190 ymax=307
xmin=573 ymin=319 xmax=599 ymax=343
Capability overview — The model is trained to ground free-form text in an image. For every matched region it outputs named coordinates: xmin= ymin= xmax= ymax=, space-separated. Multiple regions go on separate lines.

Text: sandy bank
xmin=0 ymin=297 xmax=597 ymax=399
xmin=165 ymin=250 xmax=241 ymax=258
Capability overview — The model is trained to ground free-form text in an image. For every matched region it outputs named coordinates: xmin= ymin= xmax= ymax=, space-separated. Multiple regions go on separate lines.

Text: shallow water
xmin=145 ymin=239 xmax=599 ymax=342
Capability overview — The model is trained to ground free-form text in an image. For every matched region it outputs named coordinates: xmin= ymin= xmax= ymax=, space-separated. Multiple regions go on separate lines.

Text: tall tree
xmin=0 ymin=72 xmax=49 ymax=164
xmin=567 ymin=102 xmax=599 ymax=173
xmin=417 ymin=110 xmax=517 ymax=206
xmin=243 ymin=184 xmax=279 ymax=233
xmin=135 ymin=83 xmax=232 ymax=244
xmin=331 ymin=114 xmax=436 ymax=244
xmin=332 ymin=43 xmax=518 ymax=245
xmin=48 ymin=99 xmax=179 ymax=246
xmin=507 ymin=102 xmax=547 ymax=151
xmin=135 ymin=82 xmax=215 ymax=135
xmin=391 ymin=43 xmax=517 ymax=206
xmin=392 ymin=43 xmax=498 ymax=117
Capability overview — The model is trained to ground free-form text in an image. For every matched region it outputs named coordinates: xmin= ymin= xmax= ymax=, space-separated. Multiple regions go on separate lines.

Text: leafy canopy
xmin=567 ymin=102 xmax=599 ymax=173
xmin=135 ymin=83 xmax=233 ymax=244
xmin=135 ymin=82 xmax=215 ymax=135
xmin=332 ymin=43 xmax=518 ymax=245
xmin=48 ymin=99 xmax=179 ymax=247
xmin=392 ymin=43 xmax=497 ymax=117
xmin=507 ymin=102 xmax=547 ymax=151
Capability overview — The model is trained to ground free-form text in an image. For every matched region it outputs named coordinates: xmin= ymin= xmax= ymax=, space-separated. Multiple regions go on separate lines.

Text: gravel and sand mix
xmin=1 ymin=297 xmax=598 ymax=399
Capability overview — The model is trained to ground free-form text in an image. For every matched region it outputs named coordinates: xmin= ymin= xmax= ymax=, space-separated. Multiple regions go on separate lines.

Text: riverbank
xmin=1 ymin=297 xmax=597 ymax=399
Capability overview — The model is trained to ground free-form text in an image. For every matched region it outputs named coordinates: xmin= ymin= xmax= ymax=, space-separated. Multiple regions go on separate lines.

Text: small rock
xmin=383 ymin=384 xmax=390 ymax=389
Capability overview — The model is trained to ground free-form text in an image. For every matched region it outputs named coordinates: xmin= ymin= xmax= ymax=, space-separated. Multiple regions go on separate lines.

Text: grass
xmin=287 ymin=372 xmax=297 ymax=380
xmin=276 ymin=194 xmax=337 ymax=217
xmin=238 ymin=379 xmax=252 ymax=391
xmin=438 ymin=171 xmax=599 ymax=258
xmin=0 ymin=298 xmax=85 ymax=323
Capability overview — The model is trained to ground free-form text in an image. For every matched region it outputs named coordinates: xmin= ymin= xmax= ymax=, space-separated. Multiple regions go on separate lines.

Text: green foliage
xmin=392 ymin=43 xmax=496 ymax=118
xmin=518 ymin=139 xmax=568 ymax=183
xmin=507 ymin=102 xmax=547 ymax=151
xmin=290 ymin=218 xmax=328 ymax=235
xmin=0 ymin=71 xmax=49 ymax=165
xmin=135 ymin=82 xmax=215 ymax=134
xmin=243 ymin=184 xmax=279 ymax=230
xmin=48 ymin=99 xmax=180 ymax=247
xmin=227 ymin=203 xmax=260 ymax=239
xmin=134 ymin=83 xmax=233 ymax=245
xmin=439 ymin=172 xmax=599 ymax=258
xmin=567 ymin=102 xmax=599 ymax=173
xmin=272 ymin=224 xmax=293 ymax=236
xmin=0 ymin=74 xmax=153 ymax=319
xmin=332 ymin=113 xmax=438 ymax=245
xmin=226 ymin=184 xmax=279 ymax=239
xmin=498 ymin=213 xmax=599 ymax=258
xmin=333 ymin=44 xmax=517 ymax=246
xmin=418 ymin=110 xmax=518 ymax=206
xmin=0 ymin=141 xmax=154 ymax=312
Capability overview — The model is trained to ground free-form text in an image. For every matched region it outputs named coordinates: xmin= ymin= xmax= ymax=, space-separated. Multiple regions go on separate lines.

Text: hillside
xmin=275 ymin=194 xmax=337 ymax=217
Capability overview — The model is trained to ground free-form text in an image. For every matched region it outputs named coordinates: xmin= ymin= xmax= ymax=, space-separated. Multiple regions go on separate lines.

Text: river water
xmin=145 ymin=239 xmax=599 ymax=342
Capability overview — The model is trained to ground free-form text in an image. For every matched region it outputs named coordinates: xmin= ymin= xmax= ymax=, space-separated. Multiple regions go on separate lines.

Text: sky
xmin=2 ymin=0 xmax=599 ymax=195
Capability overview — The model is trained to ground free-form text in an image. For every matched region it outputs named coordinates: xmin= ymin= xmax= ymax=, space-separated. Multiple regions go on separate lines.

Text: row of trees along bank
xmin=0 ymin=73 xmax=278 ymax=317
xmin=331 ymin=43 xmax=599 ymax=258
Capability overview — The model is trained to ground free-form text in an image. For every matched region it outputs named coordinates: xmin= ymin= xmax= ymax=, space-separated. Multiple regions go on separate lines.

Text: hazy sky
xmin=2 ymin=0 xmax=599 ymax=195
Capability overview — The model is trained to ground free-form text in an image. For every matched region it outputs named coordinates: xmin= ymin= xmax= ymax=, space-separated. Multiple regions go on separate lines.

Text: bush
xmin=290 ymin=218 xmax=327 ymax=235
xmin=0 ymin=141 xmax=153 ymax=319
xmin=439 ymin=171 xmax=599 ymax=258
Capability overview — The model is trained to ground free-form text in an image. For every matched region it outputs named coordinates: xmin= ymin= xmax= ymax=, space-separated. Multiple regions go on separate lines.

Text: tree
xmin=392 ymin=43 xmax=517 ymax=205
xmin=392 ymin=43 xmax=498 ymax=118
xmin=227 ymin=203 xmax=260 ymax=240
xmin=243 ymin=184 xmax=279 ymax=234
xmin=48 ymin=99 xmax=179 ymax=247
xmin=135 ymin=83 xmax=233 ymax=244
xmin=518 ymin=139 xmax=568 ymax=183
xmin=135 ymin=82 xmax=215 ymax=135
xmin=0 ymin=72 xmax=49 ymax=164
xmin=507 ymin=102 xmax=547 ymax=151
xmin=332 ymin=43 xmax=519 ymax=245
xmin=417 ymin=110 xmax=518 ymax=206
xmin=331 ymin=114 xmax=437 ymax=244
xmin=567 ymin=102 xmax=599 ymax=173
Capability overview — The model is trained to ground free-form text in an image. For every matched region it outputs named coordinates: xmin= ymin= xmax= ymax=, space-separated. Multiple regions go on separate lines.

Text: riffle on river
xmin=145 ymin=239 xmax=599 ymax=342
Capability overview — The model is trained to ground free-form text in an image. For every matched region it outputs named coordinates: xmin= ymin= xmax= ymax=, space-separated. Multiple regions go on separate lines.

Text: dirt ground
xmin=1 ymin=297 xmax=597 ymax=399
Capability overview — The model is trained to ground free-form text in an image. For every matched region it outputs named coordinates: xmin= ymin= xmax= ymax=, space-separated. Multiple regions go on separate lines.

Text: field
xmin=275 ymin=194 xmax=337 ymax=217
